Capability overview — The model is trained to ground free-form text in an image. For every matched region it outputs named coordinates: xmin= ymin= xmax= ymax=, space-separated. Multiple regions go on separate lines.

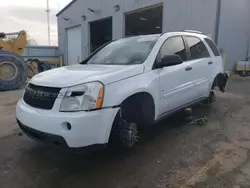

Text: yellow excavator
xmin=0 ymin=30 xmax=43 ymax=91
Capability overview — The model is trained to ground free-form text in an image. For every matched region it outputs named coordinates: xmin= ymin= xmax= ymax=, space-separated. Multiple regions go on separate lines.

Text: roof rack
xmin=184 ymin=30 xmax=204 ymax=34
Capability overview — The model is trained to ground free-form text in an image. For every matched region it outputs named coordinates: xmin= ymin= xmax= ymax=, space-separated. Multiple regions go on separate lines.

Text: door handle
xmin=208 ymin=62 xmax=213 ymax=65
xmin=185 ymin=67 xmax=192 ymax=71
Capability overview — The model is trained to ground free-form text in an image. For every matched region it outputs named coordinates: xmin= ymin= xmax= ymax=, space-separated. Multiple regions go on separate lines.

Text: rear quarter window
xmin=204 ymin=38 xmax=221 ymax=57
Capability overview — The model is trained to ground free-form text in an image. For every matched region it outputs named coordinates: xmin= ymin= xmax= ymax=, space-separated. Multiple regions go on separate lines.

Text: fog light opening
xmin=61 ymin=122 xmax=72 ymax=131
xmin=67 ymin=123 xmax=72 ymax=130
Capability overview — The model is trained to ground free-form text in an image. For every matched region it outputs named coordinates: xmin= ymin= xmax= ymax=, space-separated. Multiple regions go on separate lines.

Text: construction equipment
xmin=0 ymin=31 xmax=28 ymax=91
xmin=0 ymin=31 xmax=53 ymax=91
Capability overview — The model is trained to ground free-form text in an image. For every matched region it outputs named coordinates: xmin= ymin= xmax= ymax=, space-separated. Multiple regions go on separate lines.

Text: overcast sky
xmin=0 ymin=0 xmax=71 ymax=46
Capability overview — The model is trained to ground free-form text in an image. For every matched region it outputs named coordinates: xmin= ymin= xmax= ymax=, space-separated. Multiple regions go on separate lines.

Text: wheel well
xmin=212 ymin=74 xmax=221 ymax=88
xmin=212 ymin=73 xmax=228 ymax=92
xmin=121 ymin=92 xmax=155 ymax=126
xmin=108 ymin=92 xmax=155 ymax=145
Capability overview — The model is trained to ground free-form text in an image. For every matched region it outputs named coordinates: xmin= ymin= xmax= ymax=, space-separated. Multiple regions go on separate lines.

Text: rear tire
xmin=0 ymin=51 xmax=28 ymax=91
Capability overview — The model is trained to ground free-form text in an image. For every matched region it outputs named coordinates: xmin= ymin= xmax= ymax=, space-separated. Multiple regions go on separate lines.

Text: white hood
xmin=30 ymin=64 xmax=144 ymax=87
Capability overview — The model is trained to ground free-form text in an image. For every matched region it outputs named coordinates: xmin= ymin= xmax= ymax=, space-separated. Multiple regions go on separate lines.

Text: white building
xmin=57 ymin=0 xmax=250 ymax=71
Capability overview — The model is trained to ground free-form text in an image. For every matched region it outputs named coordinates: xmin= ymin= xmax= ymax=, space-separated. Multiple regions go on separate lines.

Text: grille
xmin=23 ymin=83 xmax=61 ymax=110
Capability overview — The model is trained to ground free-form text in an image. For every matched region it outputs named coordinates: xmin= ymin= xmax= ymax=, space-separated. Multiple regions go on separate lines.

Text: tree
xmin=5 ymin=31 xmax=37 ymax=45
xmin=27 ymin=35 xmax=37 ymax=45
xmin=5 ymin=36 xmax=16 ymax=44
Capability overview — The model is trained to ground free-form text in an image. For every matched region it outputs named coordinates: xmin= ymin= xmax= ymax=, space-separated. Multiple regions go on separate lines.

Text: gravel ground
xmin=0 ymin=78 xmax=250 ymax=188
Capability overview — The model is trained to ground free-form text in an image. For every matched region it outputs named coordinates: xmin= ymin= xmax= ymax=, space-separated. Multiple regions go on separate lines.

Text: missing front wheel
xmin=119 ymin=120 xmax=140 ymax=148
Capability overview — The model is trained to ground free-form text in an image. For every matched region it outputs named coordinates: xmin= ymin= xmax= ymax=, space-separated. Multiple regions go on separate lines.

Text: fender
xmin=102 ymin=70 xmax=160 ymax=120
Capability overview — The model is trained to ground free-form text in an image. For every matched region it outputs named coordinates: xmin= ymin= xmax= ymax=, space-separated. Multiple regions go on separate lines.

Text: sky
xmin=0 ymin=0 xmax=71 ymax=46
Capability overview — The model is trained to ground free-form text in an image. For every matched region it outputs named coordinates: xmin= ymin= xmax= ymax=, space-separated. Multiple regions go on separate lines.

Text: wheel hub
xmin=0 ymin=61 xmax=18 ymax=81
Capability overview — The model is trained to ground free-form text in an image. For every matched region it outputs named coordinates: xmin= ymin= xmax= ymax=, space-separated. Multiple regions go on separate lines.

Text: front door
xmin=157 ymin=36 xmax=196 ymax=115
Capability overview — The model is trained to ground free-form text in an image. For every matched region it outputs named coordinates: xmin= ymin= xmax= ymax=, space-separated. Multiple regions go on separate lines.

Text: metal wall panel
xmin=218 ymin=0 xmax=250 ymax=71
xmin=23 ymin=46 xmax=58 ymax=58
xmin=57 ymin=0 xmax=164 ymax=64
xmin=163 ymin=0 xmax=217 ymax=38
xmin=58 ymin=0 xmax=249 ymax=70
xmin=58 ymin=0 xmax=218 ymax=65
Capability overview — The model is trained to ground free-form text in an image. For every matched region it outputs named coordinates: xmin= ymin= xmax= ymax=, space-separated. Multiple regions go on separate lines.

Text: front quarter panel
xmin=102 ymin=70 xmax=160 ymax=120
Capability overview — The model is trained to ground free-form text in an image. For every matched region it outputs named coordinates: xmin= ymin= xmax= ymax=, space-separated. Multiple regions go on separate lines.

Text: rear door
xmin=157 ymin=36 xmax=196 ymax=115
xmin=204 ymin=38 xmax=224 ymax=81
xmin=184 ymin=36 xmax=211 ymax=99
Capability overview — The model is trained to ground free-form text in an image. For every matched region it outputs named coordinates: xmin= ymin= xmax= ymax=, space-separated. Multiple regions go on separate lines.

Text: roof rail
xmin=184 ymin=30 xmax=203 ymax=34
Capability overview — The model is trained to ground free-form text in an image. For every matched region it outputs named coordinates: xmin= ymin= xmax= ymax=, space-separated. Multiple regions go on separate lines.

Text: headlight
xmin=60 ymin=82 xmax=104 ymax=112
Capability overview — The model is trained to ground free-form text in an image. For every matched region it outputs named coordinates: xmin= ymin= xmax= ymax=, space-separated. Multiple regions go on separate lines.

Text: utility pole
xmin=57 ymin=3 xmax=60 ymax=13
xmin=46 ymin=0 xmax=51 ymax=45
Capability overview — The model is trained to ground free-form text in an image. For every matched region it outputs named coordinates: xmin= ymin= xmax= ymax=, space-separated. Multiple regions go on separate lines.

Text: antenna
xmin=46 ymin=0 xmax=51 ymax=46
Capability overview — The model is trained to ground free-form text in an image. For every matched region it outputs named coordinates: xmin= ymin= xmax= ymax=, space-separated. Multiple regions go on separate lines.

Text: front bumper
xmin=17 ymin=119 xmax=68 ymax=146
xmin=16 ymin=99 xmax=119 ymax=148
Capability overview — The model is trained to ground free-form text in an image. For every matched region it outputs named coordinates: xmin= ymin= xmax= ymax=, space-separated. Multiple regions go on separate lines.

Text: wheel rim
xmin=0 ymin=61 xmax=18 ymax=81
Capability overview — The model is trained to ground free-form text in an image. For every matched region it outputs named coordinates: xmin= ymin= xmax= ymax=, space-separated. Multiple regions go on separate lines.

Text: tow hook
xmin=119 ymin=120 xmax=140 ymax=148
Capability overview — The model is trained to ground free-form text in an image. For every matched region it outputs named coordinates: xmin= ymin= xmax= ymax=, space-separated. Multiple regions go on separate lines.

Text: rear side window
xmin=186 ymin=36 xmax=210 ymax=60
xmin=159 ymin=36 xmax=187 ymax=61
xmin=204 ymin=38 xmax=221 ymax=56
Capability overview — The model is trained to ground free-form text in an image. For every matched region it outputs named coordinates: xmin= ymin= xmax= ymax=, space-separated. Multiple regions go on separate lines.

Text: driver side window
xmin=158 ymin=36 xmax=188 ymax=62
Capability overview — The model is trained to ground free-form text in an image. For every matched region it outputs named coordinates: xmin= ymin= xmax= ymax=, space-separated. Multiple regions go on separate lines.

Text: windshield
xmin=86 ymin=35 xmax=160 ymax=65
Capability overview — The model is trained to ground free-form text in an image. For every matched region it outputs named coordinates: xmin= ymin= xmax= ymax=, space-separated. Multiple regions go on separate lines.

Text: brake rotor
xmin=120 ymin=122 xmax=139 ymax=148
xmin=0 ymin=61 xmax=18 ymax=81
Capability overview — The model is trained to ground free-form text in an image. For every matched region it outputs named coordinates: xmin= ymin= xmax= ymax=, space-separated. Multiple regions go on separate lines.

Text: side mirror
xmin=157 ymin=54 xmax=183 ymax=68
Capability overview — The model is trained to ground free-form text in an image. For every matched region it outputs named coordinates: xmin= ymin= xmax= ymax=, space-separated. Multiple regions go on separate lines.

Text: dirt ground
xmin=1 ymin=78 xmax=250 ymax=188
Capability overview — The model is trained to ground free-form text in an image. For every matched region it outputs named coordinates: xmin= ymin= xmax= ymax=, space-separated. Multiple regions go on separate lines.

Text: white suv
xmin=16 ymin=31 xmax=228 ymax=149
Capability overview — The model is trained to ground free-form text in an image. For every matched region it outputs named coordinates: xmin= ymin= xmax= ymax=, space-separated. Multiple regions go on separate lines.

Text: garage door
xmin=90 ymin=17 xmax=112 ymax=52
xmin=125 ymin=5 xmax=163 ymax=36
xmin=67 ymin=26 xmax=82 ymax=65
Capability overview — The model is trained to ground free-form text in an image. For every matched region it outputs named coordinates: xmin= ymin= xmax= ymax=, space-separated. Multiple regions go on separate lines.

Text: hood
xmin=30 ymin=64 xmax=144 ymax=87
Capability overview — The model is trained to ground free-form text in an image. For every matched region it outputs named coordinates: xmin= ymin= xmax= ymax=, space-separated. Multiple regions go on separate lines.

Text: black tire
xmin=0 ymin=51 xmax=28 ymax=91
xmin=39 ymin=62 xmax=52 ymax=72
xmin=30 ymin=59 xmax=51 ymax=73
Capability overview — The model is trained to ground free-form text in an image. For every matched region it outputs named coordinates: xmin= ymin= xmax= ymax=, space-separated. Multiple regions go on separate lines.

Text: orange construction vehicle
xmin=0 ymin=30 xmax=50 ymax=91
